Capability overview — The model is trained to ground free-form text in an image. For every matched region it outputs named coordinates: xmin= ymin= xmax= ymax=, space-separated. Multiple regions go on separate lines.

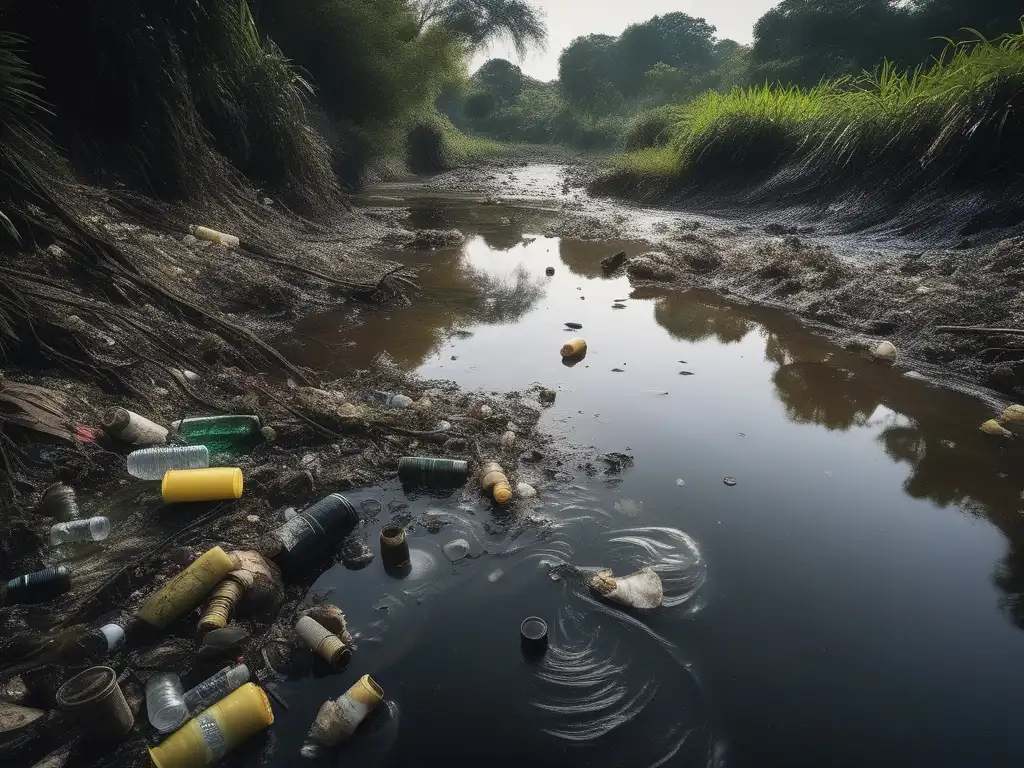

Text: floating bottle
xmin=162 ymin=468 xmax=243 ymax=503
xmin=42 ymin=483 xmax=80 ymax=521
xmin=128 ymin=445 xmax=210 ymax=480
xmin=478 ymin=461 xmax=513 ymax=504
xmin=560 ymin=337 xmax=587 ymax=358
xmin=397 ymin=457 xmax=469 ymax=488
xmin=197 ymin=575 xmax=246 ymax=633
xmin=301 ymin=675 xmax=383 ymax=758
xmin=101 ymin=407 xmax=168 ymax=445
xmin=295 ymin=616 xmax=352 ymax=670
xmin=191 ymin=225 xmax=240 ymax=248
xmin=380 ymin=524 xmax=411 ymax=578
xmin=50 ymin=516 xmax=110 ymax=545
xmin=146 ymin=672 xmax=188 ymax=734
xmin=264 ymin=494 xmax=359 ymax=566
xmin=137 ymin=546 xmax=236 ymax=629
xmin=182 ymin=665 xmax=250 ymax=716
xmin=148 ymin=683 xmax=274 ymax=768
xmin=4 ymin=566 xmax=71 ymax=605
xmin=172 ymin=415 xmax=262 ymax=455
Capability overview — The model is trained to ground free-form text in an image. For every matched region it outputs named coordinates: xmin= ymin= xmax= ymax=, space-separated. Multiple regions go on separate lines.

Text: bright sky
xmin=471 ymin=0 xmax=781 ymax=81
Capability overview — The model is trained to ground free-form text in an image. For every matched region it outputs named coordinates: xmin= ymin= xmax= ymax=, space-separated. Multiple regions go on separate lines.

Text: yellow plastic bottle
xmin=149 ymin=683 xmax=274 ymax=768
xmin=162 ymin=468 xmax=243 ymax=503
xmin=479 ymin=461 xmax=513 ymax=504
xmin=302 ymin=675 xmax=383 ymax=757
xmin=560 ymin=337 xmax=587 ymax=358
xmin=138 ymin=546 xmax=236 ymax=629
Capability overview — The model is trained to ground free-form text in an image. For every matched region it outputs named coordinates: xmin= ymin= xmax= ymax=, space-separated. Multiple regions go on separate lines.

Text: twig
xmin=934 ymin=326 xmax=1024 ymax=336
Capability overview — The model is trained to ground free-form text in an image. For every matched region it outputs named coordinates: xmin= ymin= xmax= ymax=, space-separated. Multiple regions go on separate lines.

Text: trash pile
xmin=0 ymin=355 xmax=560 ymax=766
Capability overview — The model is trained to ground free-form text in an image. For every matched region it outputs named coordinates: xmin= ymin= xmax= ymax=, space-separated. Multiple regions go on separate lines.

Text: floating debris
xmin=723 ymin=477 xmax=738 ymax=487
xmin=565 ymin=322 xmax=583 ymax=330
xmin=612 ymin=303 xmax=626 ymax=309
xmin=614 ymin=497 xmax=643 ymax=517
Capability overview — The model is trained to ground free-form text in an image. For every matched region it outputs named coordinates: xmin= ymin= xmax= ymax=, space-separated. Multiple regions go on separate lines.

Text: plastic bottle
xmin=128 ymin=445 xmax=210 ymax=480
xmin=397 ymin=457 xmax=469 ymax=487
xmin=4 ymin=566 xmax=72 ymax=605
xmin=478 ymin=461 xmax=513 ymax=504
xmin=182 ymin=664 xmax=250 ymax=715
xmin=301 ymin=675 xmax=383 ymax=758
xmin=265 ymin=494 xmax=359 ymax=566
xmin=560 ymin=337 xmax=587 ymax=358
xmin=295 ymin=616 xmax=352 ymax=670
xmin=172 ymin=415 xmax=263 ymax=455
xmin=197 ymin=576 xmax=246 ymax=633
xmin=50 ymin=516 xmax=111 ymax=545
xmin=148 ymin=683 xmax=274 ymax=768
xmin=162 ymin=467 xmax=243 ymax=503
xmin=191 ymin=225 xmax=240 ymax=248
xmin=99 ymin=623 xmax=126 ymax=653
xmin=101 ymin=407 xmax=168 ymax=445
xmin=146 ymin=672 xmax=188 ymax=733
xmin=42 ymin=483 xmax=80 ymax=521
xmin=137 ymin=546 xmax=236 ymax=629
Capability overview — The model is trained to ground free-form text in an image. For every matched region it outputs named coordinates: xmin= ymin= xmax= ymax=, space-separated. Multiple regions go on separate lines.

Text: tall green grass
xmin=619 ymin=28 xmax=1024 ymax=194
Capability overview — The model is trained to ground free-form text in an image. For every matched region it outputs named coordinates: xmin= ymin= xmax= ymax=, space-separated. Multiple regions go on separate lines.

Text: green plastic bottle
xmin=173 ymin=415 xmax=263 ymax=456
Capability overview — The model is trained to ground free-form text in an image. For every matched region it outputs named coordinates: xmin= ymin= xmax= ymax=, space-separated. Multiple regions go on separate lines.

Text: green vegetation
xmin=610 ymin=28 xmax=1024 ymax=198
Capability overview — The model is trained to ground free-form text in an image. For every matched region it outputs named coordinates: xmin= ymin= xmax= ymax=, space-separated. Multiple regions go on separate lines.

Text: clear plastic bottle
xmin=50 ymin=516 xmax=111 ymax=545
xmin=127 ymin=445 xmax=210 ymax=480
xmin=182 ymin=664 xmax=250 ymax=715
xmin=146 ymin=672 xmax=188 ymax=733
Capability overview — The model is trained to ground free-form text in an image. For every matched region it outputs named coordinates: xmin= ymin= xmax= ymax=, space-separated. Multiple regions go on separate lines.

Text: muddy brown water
xmin=264 ymin=177 xmax=1024 ymax=768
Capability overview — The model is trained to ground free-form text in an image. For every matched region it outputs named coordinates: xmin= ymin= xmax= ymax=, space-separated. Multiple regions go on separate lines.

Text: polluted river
xmin=249 ymin=168 xmax=1024 ymax=767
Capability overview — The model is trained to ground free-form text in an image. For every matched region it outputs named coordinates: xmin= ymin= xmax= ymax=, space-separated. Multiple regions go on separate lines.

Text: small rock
xmin=340 ymin=538 xmax=374 ymax=570
xmin=444 ymin=539 xmax=470 ymax=562
xmin=479 ymin=404 xmax=493 ymax=418
xmin=565 ymin=322 xmax=583 ymax=330
xmin=516 ymin=482 xmax=537 ymax=498
xmin=260 ymin=426 xmax=278 ymax=443
xmin=182 ymin=370 xmax=200 ymax=382
xmin=154 ymin=387 xmax=170 ymax=396
xmin=545 ymin=267 xmax=555 ymax=276
xmin=182 ymin=234 xmax=198 ymax=244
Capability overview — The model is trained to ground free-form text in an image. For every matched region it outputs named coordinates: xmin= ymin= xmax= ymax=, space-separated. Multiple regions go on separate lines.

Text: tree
xmin=558 ymin=34 xmax=623 ymax=113
xmin=474 ymin=58 xmax=525 ymax=104
xmin=414 ymin=0 xmax=546 ymax=56
xmin=616 ymin=13 xmax=718 ymax=96
xmin=911 ymin=1 xmax=1024 ymax=45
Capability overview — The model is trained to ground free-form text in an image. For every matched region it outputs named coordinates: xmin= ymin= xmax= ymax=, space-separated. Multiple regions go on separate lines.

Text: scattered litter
xmin=723 ymin=477 xmax=738 ymax=486
xmin=373 ymin=391 xmax=414 ymax=409
xmin=162 ymin=467 xmax=243 ymax=503
xmin=302 ymin=675 xmax=383 ymax=758
xmin=50 ymin=516 xmax=110 ymax=545
xmin=517 ymin=481 xmax=537 ymax=498
xmin=560 ymin=337 xmax=587 ymax=358
xmin=146 ymin=672 xmax=188 ymax=733
xmin=479 ymin=461 xmax=513 ymax=504
xmin=265 ymin=494 xmax=359 ymax=566
xmin=679 ymin=371 xmax=695 ymax=376
xmin=545 ymin=267 xmax=555 ymax=276
xmin=182 ymin=664 xmax=250 ymax=716
xmin=380 ymin=524 xmax=412 ymax=578
xmin=398 ymin=457 xmax=469 ymax=487
xmin=520 ymin=616 xmax=549 ymax=656
xmin=102 ymin=406 xmax=167 ymax=445
xmin=296 ymin=615 xmax=352 ymax=670
xmin=589 ymin=567 xmax=663 ymax=609
xmin=191 ymin=224 xmax=240 ymax=247
xmin=128 ymin=445 xmax=210 ymax=480
xmin=675 ymin=479 xmax=686 ymax=487
xmin=137 ymin=546 xmax=235 ymax=629
xmin=56 ymin=666 xmax=133 ymax=742
xmin=443 ymin=538 xmax=470 ymax=562
xmin=172 ymin=414 xmax=263 ymax=454
xmin=4 ymin=565 xmax=71 ymax=605
xmin=981 ymin=419 xmax=1013 ymax=438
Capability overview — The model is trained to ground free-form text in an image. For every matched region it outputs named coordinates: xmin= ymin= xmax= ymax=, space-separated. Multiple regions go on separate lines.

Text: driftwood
xmin=934 ymin=326 xmax=1024 ymax=336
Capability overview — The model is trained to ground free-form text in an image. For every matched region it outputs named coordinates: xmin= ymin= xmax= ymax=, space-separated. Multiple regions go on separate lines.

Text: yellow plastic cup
xmin=137 ymin=546 xmax=235 ymax=628
xmin=162 ymin=468 xmax=243 ymax=503
xmin=560 ymin=337 xmax=587 ymax=358
xmin=149 ymin=683 xmax=274 ymax=768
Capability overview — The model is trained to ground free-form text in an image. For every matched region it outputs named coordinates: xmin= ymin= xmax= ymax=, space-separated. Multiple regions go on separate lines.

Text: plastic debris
xmin=872 ymin=341 xmax=897 ymax=362
xmin=137 ymin=546 xmax=236 ymax=629
xmin=4 ymin=566 xmax=71 ymax=605
xmin=191 ymin=225 xmax=240 ymax=248
xmin=183 ymin=665 xmax=250 ymax=716
xmin=50 ymin=516 xmax=110 ymax=545
xmin=380 ymin=524 xmax=412 ymax=578
xmin=101 ymin=407 xmax=168 ymax=445
xmin=1003 ymin=404 xmax=1024 ymax=423
xmin=198 ymin=576 xmax=246 ymax=633
xmin=443 ymin=538 xmax=470 ymax=562
xmin=981 ymin=419 xmax=1013 ymax=438
xmin=302 ymin=675 xmax=383 ymax=758
xmin=146 ymin=672 xmax=188 ymax=733
xmin=589 ymin=567 xmax=664 ymax=609
xmin=172 ymin=415 xmax=263 ymax=455
xmin=296 ymin=616 xmax=352 ymax=670
xmin=723 ymin=477 xmax=738 ymax=486
xmin=560 ymin=337 xmax=587 ymax=358
xmin=516 ymin=482 xmax=537 ymax=498
xmin=265 ymin=494 xmax=359 ymax=566
xmin=128 ymin=445 xmax=210 ymax=480
xmin=479 ymin=461 xmax=513 ymax=504
xmin=520 ymin=616 xmax=549 ymax=656
xmin=56 ymin=666 xmax=134 ymax=742
xmin=398 ymin=457 xmax=469 ymax=487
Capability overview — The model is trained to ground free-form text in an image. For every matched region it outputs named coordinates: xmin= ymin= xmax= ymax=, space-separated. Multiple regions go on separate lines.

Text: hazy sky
xmin=471 ymin=0 xmax=780 ymax=81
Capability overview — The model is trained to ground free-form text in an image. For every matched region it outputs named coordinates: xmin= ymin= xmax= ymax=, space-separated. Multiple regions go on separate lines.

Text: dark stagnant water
xmin=263 ymin=183 xmax=1024 ymax=768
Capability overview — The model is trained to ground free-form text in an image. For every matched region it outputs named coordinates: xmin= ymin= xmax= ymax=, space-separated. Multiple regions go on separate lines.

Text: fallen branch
xmin=934 ymin=326 xmax=1024 ymax=336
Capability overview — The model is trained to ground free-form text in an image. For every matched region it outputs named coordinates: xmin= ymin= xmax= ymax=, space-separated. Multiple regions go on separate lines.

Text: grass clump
xmin=607 ymin=28 xmax=1024 ymax=202
xmin=622 ymin=105 xmax=686 ymax=151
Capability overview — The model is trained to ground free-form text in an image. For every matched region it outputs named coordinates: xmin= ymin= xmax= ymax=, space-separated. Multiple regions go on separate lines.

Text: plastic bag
xmin=589 ymin=567 xmax=663 ymax=609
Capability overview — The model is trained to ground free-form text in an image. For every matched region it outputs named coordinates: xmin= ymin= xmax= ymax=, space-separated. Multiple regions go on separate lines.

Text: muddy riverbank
xmin=421 ymin=163 xmax=1024 ymax=402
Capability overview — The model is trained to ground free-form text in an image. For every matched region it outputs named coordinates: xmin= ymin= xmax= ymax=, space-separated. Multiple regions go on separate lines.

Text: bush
xmin=623 ymin=105 xmax=686 ymax=150
xmin=406 ymin=112 xmax=507 ymax=173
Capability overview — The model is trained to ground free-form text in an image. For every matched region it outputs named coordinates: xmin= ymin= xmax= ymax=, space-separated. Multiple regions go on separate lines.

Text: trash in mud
xmin=128 ymin=444 xmax=210 ymax=480
xmin=137 ymin=545 xmax=236 ymax=629
xmin=173 ymin=414 xmax=263 ymax=455
xmin=520 ymin=616 xmax=549 ymax=657
xmin=263 ymin=494 xmax=359 ymax=567
xmin=381 ymin=524 xmax=412 ymax=578
xmin=479 ymin=460 xmax=513 ymax=504
xmin=56 ymin=665 xmax=134 ymax=741
xmin=149 ymin=683 xmax=273 ymax=767
xmin=296 ymin=615 xmax=352 ymax=670
xmin=102 ymin=406 xmax=168 ymax=445
xmin=614 ymin=497 xmax=643 ymax=517
xmin=724 ymin=477 xmax=738 ymax=486
xmin=146 ymin=672 xmax=188 ymax=733
xmin=872 ymin=341 xmax=898 ymax=362
xmin=191 ymin=224 xmax=240 ymax=248
xmin=302 ymin=675 xmax=384 ymax=757
xmin=981 ymin=419 xmax=1013 ymax=438
xmin=443 ymin=538 xmax=470 ymax=562
xmin=198 ymin=575 xmax=246 ymax=633
xmin=560 ymin=337 xmax=587 ymax=358
xmin=398 ymin=457 xmax=469 ymax=487
xmin=517 ymin=481 xmax=538 ymax=498
xmin=162 ymin=467 xmax=243 ymax=503
xmin=182 ymin=664 xmax=250 ymax=716
xmin=4 ymin=565 xmax=71 ymax=605
xmin=50 ymin=516 xmax=110 ymax=545
xmin=589 ymin=567 xmax=664 ymax=609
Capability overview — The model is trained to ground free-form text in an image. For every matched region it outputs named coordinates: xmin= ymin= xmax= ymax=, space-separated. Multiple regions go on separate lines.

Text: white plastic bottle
xmin=50 ymin=517 xmax=111 ymax=545
xmin=127 ymin=445 xmax=210 ymax=480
